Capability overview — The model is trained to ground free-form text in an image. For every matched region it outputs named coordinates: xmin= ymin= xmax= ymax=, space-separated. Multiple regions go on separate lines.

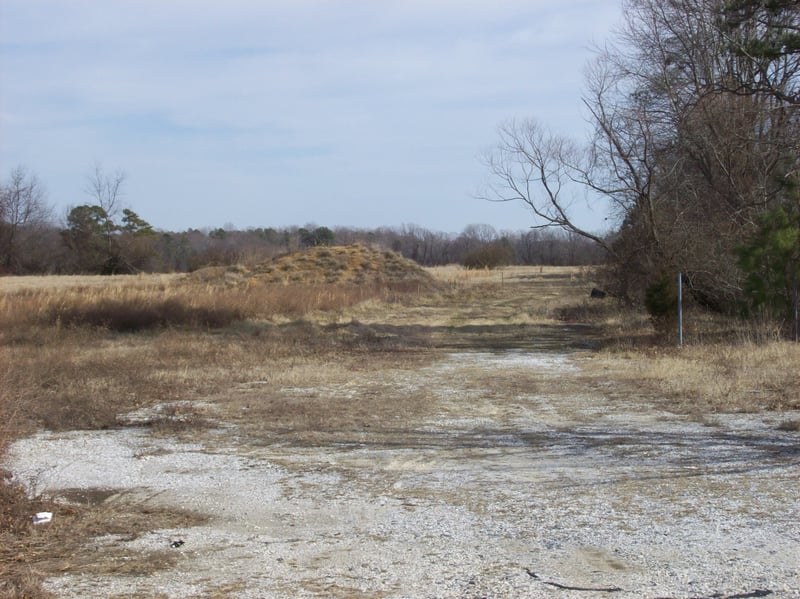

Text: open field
xmin=0 ymin=273 xmax=183 ymax=292
xmin=1 ymin=258 xmax=799 ymax=598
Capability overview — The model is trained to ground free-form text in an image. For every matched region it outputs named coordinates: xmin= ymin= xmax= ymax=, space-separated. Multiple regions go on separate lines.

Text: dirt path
xmin=7 ymin=335 xmax=800 ymax=598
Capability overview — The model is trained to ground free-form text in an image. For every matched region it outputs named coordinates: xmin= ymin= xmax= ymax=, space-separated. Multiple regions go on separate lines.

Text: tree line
xmin=0 ymin=165 xmax=603 ymax=275
xmin=482 ymin=0 xmax=799 ymax=326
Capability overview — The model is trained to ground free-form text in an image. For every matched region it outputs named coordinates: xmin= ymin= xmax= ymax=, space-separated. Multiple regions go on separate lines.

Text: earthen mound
xmin=189 ymin=244 xmax=435 ymax=287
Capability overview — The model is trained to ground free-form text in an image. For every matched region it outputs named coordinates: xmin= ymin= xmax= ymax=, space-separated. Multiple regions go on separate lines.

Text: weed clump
xmin=45 ymin=297 xmax=244 ymax=331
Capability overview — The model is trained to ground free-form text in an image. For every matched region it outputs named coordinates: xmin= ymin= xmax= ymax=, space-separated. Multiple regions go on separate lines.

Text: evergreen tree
xmin=737 ymin=206 xmax=800 ymax=319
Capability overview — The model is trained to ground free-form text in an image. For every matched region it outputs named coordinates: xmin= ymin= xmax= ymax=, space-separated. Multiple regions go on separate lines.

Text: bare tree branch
xmin=479 ymin=119 xmax=615 ymax=256
xmin=85 ymin=162 xmax=126 ymax=218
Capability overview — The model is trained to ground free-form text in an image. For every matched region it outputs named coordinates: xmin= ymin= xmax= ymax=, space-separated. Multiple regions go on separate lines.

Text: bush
xmin=463 ymin=241 xmax=514 ymax=270
xmin=644 ymin=271 xmax=679 ymax=333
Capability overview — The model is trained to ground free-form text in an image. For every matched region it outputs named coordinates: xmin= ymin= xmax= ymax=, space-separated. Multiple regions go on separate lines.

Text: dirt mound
xmin=189 ymin=244 xmax=435 ymax=287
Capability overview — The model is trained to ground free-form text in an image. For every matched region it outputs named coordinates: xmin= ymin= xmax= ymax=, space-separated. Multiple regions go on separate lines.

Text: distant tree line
xmin=482 ymin=0 xmax=800 ymax=328
xmin=0 ymin=166 xmax=604 ymax=275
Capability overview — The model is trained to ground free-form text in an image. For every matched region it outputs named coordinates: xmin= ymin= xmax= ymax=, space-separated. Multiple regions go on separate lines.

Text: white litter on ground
xmin=32 ymin=511 xmax=52 ymax=525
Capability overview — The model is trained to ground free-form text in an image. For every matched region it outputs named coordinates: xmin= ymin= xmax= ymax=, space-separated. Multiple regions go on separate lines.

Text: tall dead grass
xmin=538 ymin=271 xmax=800 ymax=413
xmin=578 ymin=329 xmax=800 ymax=414
xmin=612 ymin=342 xmax=800 ymax=413
xmin=0 ymin=280 xmax=400 ymax=334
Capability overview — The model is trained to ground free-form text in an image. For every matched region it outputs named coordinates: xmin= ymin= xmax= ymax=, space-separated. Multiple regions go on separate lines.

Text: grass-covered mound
xmin=191 ymin=244 xmax=436 ymax=287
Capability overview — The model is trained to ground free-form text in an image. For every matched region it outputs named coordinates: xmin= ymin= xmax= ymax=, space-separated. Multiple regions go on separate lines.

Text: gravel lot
xmin=7 ymin=349 xmax=800 ymax=598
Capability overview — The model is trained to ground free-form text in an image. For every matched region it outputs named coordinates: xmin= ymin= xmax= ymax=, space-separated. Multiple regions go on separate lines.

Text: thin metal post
xmin=678 ymin=272 xmax=683 ymax=347
xmin=793 ymin=270 xmax=798 ymax=343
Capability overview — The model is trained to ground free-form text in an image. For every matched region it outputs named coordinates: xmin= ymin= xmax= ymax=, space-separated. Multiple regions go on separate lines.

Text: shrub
xmin=463 ymin=241 xmax=514 ymax=270
xmin=644 ymin=271 xmax=679 ymax=334
xmin=43 ymin=297 xmax=245 ymax=332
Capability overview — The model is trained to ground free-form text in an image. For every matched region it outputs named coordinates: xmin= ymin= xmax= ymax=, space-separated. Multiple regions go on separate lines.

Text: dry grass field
xmin=1 ymin=245 xmax=799 ymax=597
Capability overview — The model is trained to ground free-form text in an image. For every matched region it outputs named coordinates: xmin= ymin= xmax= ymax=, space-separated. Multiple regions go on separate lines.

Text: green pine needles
xmin=737 ymin=206 xmax=800 ymax=319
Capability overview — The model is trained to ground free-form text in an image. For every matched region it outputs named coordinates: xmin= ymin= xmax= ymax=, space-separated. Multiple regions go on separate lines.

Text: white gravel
xmin=6 ymin=351 xmax=800 ymax=598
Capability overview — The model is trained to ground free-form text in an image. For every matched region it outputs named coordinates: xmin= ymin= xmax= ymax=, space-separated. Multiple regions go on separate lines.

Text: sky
xmin=0 ymin=1 xmax=621 ymax=235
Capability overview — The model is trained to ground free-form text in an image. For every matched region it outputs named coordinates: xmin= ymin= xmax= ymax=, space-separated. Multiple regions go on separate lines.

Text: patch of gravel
xmin=5 ymin=351 xmax=800 ymax=598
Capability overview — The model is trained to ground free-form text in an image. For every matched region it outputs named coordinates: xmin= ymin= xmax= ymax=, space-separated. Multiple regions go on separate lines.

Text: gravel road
xmin=7 ymin=350 xmax=800 ymax=598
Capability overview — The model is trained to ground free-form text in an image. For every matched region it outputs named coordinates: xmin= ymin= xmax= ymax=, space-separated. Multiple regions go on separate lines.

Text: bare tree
xmin=608 ymin=0 xmax=799 ymax=308
xmin=0 ymin=166 xmax=53 ymax=272
xmin=83 ymin=162 xmax=127 ymax=255
xmin=482 ymin=0 xmax=800 ymax=309
xmin=85 ymin=162 xmax=126 ymax=216
xmin=460 ymin=223 xmax=499 ymax=245
xmin=480 ymin=118 xmax=616 ymax=256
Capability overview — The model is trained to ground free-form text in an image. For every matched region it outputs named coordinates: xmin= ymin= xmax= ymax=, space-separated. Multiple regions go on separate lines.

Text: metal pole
xmin=678 ymin=272 xmax=683 ymax=347
xmin=793 ymin=270 xmax=798 ymax=343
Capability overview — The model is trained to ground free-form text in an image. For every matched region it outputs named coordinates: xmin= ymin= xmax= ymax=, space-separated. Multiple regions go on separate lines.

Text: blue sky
xmin=0 ymin=1 xmax=620 ymax=234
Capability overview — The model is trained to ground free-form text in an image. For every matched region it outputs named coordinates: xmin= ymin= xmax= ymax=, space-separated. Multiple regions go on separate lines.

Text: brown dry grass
xmin=0 ymin=280 xmax=409 ymax=334
xmin=0 ymin=273 xmax=181 ymax=293
xmin=582 ymin=341 xmax=800 ymax=413
xmin=1 ymin=260 xmax=798 ymax=596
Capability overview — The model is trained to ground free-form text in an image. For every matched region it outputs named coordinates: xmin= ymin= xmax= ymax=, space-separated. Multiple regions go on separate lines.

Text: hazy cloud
xmin=0 ymin=0 xmax=620 ymax=232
